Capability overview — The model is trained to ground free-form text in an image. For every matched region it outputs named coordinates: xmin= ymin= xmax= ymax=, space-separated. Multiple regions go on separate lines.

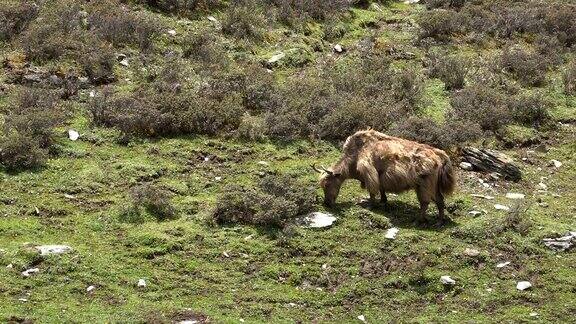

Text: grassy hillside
xmin=1 ymin=0 xmax=575 ymax=322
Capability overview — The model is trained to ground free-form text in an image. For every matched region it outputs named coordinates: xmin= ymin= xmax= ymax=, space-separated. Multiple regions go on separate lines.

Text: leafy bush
xmin=137 ymin=0 xmax=223 ymax=16
xmin=449 ymin=85 xmax=510 ymax=132
xmin=182 ymin=31 xmax=229 ymax=67
xmin=427 ymin=53 xmax=467 ymax=90
xmin=564 ymin=60 xmax=576 ymax=95
xmin=119 ymin=184 xmax=177 ymax=223
xmin=273 ymin=0 xmax=349 ymax=25
xmin=0 ymin=1 xmax=39 ymax=41
xmin=0 ymin=88 xmax=63 ymax=170
xmin=500 ymin=47 xmax=548 ymax=87
xmin=212 ymin=174 xmax=315 ymax=228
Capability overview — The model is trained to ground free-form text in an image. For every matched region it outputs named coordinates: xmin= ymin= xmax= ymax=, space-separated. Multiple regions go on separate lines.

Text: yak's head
xmin=312 ymin=164 xmax=344 ymax=207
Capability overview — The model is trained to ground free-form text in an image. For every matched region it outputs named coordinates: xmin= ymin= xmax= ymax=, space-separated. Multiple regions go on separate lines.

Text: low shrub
xmin=182 ymin=31 xmax=229 ymax=67
xmin=418 ymin=9 xmax=460 ymax=42
xmin=222 ymin=0 xmax=267 ymax=41
xmin=427 ymin=53 xmax=467 ymax=90
xmin=0 ymin=1 xmax=39 ymax=41
xmin=509 ymin=93 xmax=551 ymax=129
xmin=0 ymin=88 xmax=63 ymax=170
xmin=563 ymin=60 xmax=576 ymax=96
xmin=212 ymin=174 xmax=315 ymax=228
xmin=273 ymin=0 xmax=349 ymax=25
xmin=131 ymin=184 xmax=177 ymax=221
xmin=449 ymin=85 xmax=510 ymax=132
xmin=500 ymin=47 xmax=548 ymax=87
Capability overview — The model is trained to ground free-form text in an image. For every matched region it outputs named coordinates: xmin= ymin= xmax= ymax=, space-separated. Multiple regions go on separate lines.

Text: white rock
xmin=357 ymin=315 xmax=366 ymax=322
xmin=469 ymin=210 xmax=482 ymax=217
xmin=322 ymin=263 xmax=328 ymax=270
xmin=494 ymin=204 xmax=510 ymax=211
xmin=179 ymin=321 xmax=198 ymax=324
xmin=550 ymin=160 xmax=562 ymax=168
xmin=496 ymin=261 xmax=510 ymax=268
xmin=6 ymin=263 xmax=13 ymax=269
xmin=404 ymin=0 xmax=420 ymax=3
xmin=89 ymin=90 xmax=96 ymax=97
xmin=459 ymin=162 xmax=473 ymax=171
xmin=68 ymin=129 xmax=80 ymax=141
xmin=440 ymin=275 xmax=456 ymax=285
xmin=538 ymin=182 xmax=548 ymax=190
xmin=267 ymin=52 xmax=285 ymax=64
xmin=334 ymin=44 xmax=343 ymax=53
xmin=244 ymin=234 xmax=254 ymax=240
xmin=167 ymin=29 xmax=177 ymax=36
xmin=204 ymin=156 xmax=210 ymax=162
xmin=240 ymin=319 xmax=245 ymax=323
xmin=119 ymin=58 xmax=129 ymax=67
xmin=257 ymin=161 xmax=269 ymax=166
xmin=18 ymin=298 xmax=28 ymax=302
xmin=505 ymin=193 xmax=525 ymax=200
xmin=137 ymin=278 xmax=147 ymax=287
xmin=303 ymin=212 xmax=336 ymax=228
xmin=21 ymin=268 xmax=40 ymax=277
xmin=222 ymin=251 xmax=230 ymax=258
xmin=207 ymin=16 xmax=218 ymax=23
xmin=516 ymin=281 xmax=532 ymax=291
xmin=471 ymin=194 xmax=494 ymax=200
xmin=385 ymin=227 xmax=399 ymax=239
xmin=530 ymin=312 xmax=538 ymax=317
xmin=215 ymin=176 xmax=222 ymax=181
xmin=463 ymin=248 xmax=480 ymax=257
xmin=87 ymin=285 xmax=96 ymax=293
xmin=36 ymin=245 xmax=73 ymax=256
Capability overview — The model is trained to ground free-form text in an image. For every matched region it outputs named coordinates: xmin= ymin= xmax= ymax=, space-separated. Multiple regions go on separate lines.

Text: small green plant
xmin=119 ymin=184 xmax=177 ymax=223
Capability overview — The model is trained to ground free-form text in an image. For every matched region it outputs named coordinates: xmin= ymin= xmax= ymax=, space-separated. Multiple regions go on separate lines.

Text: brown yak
xmin=312 ymin=129 xmax=456 ymax=223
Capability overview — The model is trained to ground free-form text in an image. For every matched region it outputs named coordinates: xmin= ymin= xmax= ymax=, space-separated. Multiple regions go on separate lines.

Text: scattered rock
xmin=468 ymin=210 xmax=483 ymax=217
xmin=543 ymin=231 xmax=576 ymax=251
xmin=257 ymin=161 xmax=269 ymax=166
xmin=137 ymin=278 xmax=147 ymax=288
xmin=267 ymin=52 xmax=285 ymax=66
xmin=23 ymin=73 xmax=42 ymax=83
xmin=440 ymin=275 xmax=456 ymax=285
xmin=357 ymin=315 xmax=366 ymax=322
xmin=494 ymin=204 xmax=510 ymax=211
xmin=516 ymin=281 xmax=532 ymax=291
xmin=496 ymin=261 xmax=510 ymax=268
xmin=207 ymin=16 xmax=218 ymax=23
xmin=459 ymin=162 xmax=473 ymax=171
xmin=322 ymin=264 xmax=328 ymax=270
xmin=222 ymin=251 xmax=230 ymax=258
xmin=537 ymin=182 xmax=548 ymax=190
xmin=462 ymin=147 xmax=522 ymax=182
xmin=302 ymin=212 xmax=336 ymax=228
xmin=167 ymin=29 xmax=177 ymax=36
xmin=537 ymin=202 xmax=549 ymax=208
xmin=333 ymin=44 xmax=343 ymax=53
xmin=530 ymin=312 xmax=538 ymax=317
xmin=244 ymin=234 xmax=254 ymax=240
xmin=35 ymin=245 xmax=73 ymax=256
xmin=18 ymin=298 xmax=28 ymax=302
xmin=404 ymin=0 xmax=420 ymax=3
xmin=21 ymin=268 xmax=40 ymax=277
xmin=463 ymin=248 xmax=480 ymax=257
xmin=87 ymin=285 xmax=96 ymax=293
xmin=385 ymin=227 xmax=399 ymax=239
xmin=68 ymin=129 xmax=80 ymax=141
xmin=549 ymin=160 xmax=562 ymax=168
xmin=6 ymin=263 xmax=13 ymax=269
xmin=119 ymin=58 xmax=129 ymax=67
xmin=214 ymin=176 xmax=222 ymax=181
xmin=505 ymin=192 xmax=525 ymax=200
xmin=471 ymin=194 xmax=495 ymax=200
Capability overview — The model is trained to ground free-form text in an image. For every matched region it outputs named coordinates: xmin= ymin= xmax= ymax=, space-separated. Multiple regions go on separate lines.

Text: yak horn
xmin=311 ymin=163 xmax=333 ymax=175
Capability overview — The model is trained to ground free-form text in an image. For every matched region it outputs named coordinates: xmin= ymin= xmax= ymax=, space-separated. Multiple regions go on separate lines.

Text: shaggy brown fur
xmin=314 ymin=129 xmax=456 ymax=222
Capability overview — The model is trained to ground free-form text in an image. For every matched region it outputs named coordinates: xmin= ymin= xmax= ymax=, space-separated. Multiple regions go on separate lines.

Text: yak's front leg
xmin=380 ymin=187 xmax=388 ymax=207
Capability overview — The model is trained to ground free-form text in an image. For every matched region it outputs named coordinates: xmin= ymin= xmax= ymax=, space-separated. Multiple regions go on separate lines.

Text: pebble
xmin=530 ymin=312 xmax=538 ymax=317
xmin=137 ymin=278 xmax=147 ymax=288
xmin=496 ymin=261 xmax=510 ymax=268
xmin=469 ymin=210 xmax=482 ymax=217
xmin=68 ymin=129 xmax=79 ymax=141
xmin=167 ymin=29 xmax=177 ymax=36
xmin=215 ymin=176 xmax=222 ymax=181
xmin=440 ymin=275 xmax=456 ymax=285
xmin=35 ymin=245 xmax=73 ymax=256
xmin=463 ymin=248 xmax=480 ymax=257
xmin=303 ymin=212 xmax=336 ymax=228
xmin=22 ymin=268 xmax=40 ymax=277
xmin=538 ymin=182 xmax=548 ymax=190
xmin=471 ymin=194 xmax=495 ymax=200
xmin=257 ymin=161 xmax=269 ymax=166
xmin=207 ymin=16 xmax=218 ymax=23
xmin=494 ymin=204 xmax=510 ymax=211
xmin=505 ymin=193 xmax=525 ymax=200
xmin=6 ymin=263 xmax=13 ymax=269
xmin=357 ymin=315 xmax=366 ymax=322
xmin=334 ymin=44 xmax=343 ymax=53
xmin=459 ymin=162 xmax=473 ymax=171
xmin=516 ymin=281 xmax=532 ymax=291
xmin=550 ymin=160 xmax=562 ymax=168
xmin=267 ymin=52 xmax=286 ymax=64
xmin=87 ymin=285 xmax=96 ymax=293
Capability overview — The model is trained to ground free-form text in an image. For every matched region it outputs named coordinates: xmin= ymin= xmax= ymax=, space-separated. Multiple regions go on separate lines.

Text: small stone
xmin=357 ymin=315 xmax=366 ymax=322
xmin=471 ymin=194 xmax=494 ymax=200
xmin=494 ymin=204 xmax=510 ymax=211
xmin=463 ymin=248 xmax=480 ymax=257
xmin=468 ymin=210 xmax=482 ymax=217
xmin=223 ymin=251 xmax=230 ymax=258
xmin=334 ymin=44 xmax=343 ymax=53
xmin=203 ymin=156 xmax=210 ymax=162
xmin=267 ymin=52 xmax=285 ymax=64
xmin=550 ymin=160 xmax=562 ymax=168
xmin=215 ymin=176 xmax=222 ymax=181
xmin=68 ymin=129 xmax=80 ymax=141
xmin=89 ymin=90 xmax=96 ymax=97
xmin=207 ymin=16 xmax=218 ymax=23
xmin=385 ymin=227 xmax=399 ymax=239
xmin=119 ymin=58 xmax=129 ymax=67
xmin=538 ymin=182 xmax=548 ymax=190
xmin=516 ymin=281 xmax=532 ymax=291
xmin=459 ymin=162 xmax=473 ymax=171
xmin=137 ymin=278 xmax=147 ymax=288
xmin=496 ymin=261 xmax=510 ymax=268
xmin=302 ymin=212 xmax=336 ymax=228
xmin=35 ymin=245 xmax=73 ymax=256
xmin=87 ymin=285 xmax=96 ymax=293
xmin=257 ymin=161 xmax=269 ymax=166
xmin=505 ymin=193 xmax=525 ymax=200
xmin=18 ymin=298 xmax=28 ymax=302
xmin=440 ymin=275 xmax=456 ymax=285
xmin=244 ymin=234 xmax=254 ymax=240
xmin=6 ymin=263 xmax=13 ymax=269
xmin=403 ymin=0 xmax=420 ymax=3
xmin=530 ymin=312 xmax=538 ymax=317
xmin=21 ymin=268 xmax=40 ymax=277
xmin=64 ymin=194 xmax=75 ymax=199
xmin=167 ymin=29 xmax=177 ymax=36
xmin=322 ymin=264 xmax=328 ymax=270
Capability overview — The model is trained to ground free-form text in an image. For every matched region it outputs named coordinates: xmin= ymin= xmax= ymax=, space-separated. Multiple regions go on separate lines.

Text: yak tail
xmin=438 ymin=159 xmax=456 ymax=196
xmin=357 ymin=158 xmax=380 ymax=197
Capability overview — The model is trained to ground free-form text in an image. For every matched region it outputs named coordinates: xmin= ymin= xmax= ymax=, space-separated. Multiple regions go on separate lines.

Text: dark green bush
xmin=212 ymin=174 xmax=315 ymax=228
xmin=509 ymin=93 xmax=551 ymax=128
xmin=0 ymin=132 xmax=46 ymax=170
xmin=418 ymin=9 xmax=460 ymax=42
xmin=119 ymin=184 xmax=177 ymax=223
xmin=222 ymin=0 xmax=267 ymax=41
xmin=182 ymin=31 xmax=229 ymax=67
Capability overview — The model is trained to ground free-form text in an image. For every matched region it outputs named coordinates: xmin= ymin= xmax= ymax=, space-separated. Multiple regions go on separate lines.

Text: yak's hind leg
xmin=380 ymin=186 xmax=388 ymax=209
xmin=415 ymin=177 xmax=434 ymax=225
xmin=435 ymin=191 xmax=447 ymax=224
